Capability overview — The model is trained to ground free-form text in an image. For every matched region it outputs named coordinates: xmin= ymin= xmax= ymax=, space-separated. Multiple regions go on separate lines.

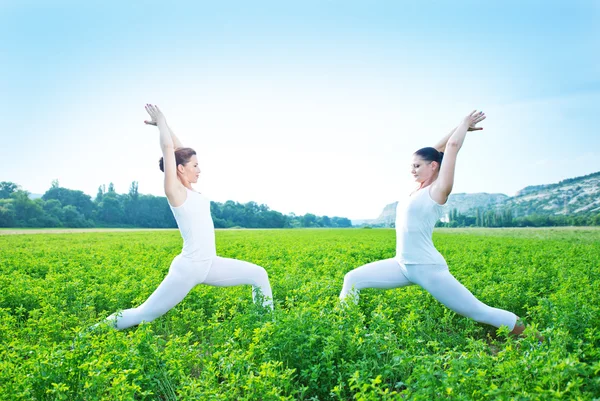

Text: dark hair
xmin=414 ymin=147 xmax=443 ymax=166
xmin=159 ymin=147 xmax=197 ymax=172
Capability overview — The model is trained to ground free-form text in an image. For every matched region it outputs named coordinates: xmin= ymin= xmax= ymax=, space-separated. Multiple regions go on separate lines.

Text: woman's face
xmin=178 ymin=155 xmax=201 ymax=183
xmin=410 ymin=155 xmax=438 ymax=183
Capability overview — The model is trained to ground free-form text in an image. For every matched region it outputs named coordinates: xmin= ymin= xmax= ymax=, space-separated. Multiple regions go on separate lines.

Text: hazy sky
xmin=1 ymin=1 xmax=598 ymax=219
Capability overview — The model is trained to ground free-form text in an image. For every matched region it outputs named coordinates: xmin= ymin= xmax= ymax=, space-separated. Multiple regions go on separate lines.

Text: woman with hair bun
xmin=97 ymin=104 xmax=273 ymax=330
xmin=340 ymin=111 xmax=530 ymax=335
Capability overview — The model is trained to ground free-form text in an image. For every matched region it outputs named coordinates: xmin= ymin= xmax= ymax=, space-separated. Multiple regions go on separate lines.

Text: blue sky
xmin=1 ymin=1 xmax=598 ymax=219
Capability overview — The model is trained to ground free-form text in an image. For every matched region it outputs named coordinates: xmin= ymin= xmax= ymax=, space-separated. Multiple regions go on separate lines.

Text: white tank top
xmin=169 ymin=188 xmax=217 ymax=261
xmin=394 ymin=186 xmax=446 ymax=265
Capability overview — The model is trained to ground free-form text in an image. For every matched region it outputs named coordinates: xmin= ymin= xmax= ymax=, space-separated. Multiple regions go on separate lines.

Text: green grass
xmin=1 ymin=228 xmax=599 ymax=400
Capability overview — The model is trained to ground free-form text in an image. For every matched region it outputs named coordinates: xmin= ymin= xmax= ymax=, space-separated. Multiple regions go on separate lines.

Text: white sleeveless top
xmin=169 ymin=188 xmax=217 ymax=261
xmin=394 ymin=186 xmax=446 ymax=265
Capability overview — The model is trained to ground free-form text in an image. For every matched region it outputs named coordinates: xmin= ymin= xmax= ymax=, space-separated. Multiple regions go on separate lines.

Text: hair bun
xmin=157 ymin=148 xmax=197 ymax=173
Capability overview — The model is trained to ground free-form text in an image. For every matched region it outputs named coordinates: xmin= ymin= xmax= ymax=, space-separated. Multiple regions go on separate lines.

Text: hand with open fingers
xmin=144 ymin=104 xmax=166 ymax=127
xmin=461 ymin=110 xmax=485 ymax=131
xmin=468 ymin=110 xmax=486 ymax=131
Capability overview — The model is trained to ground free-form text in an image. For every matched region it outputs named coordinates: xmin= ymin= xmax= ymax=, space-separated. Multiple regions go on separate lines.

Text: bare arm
xmin=167 ymin=124 xmax=184 ymax=149
xmin=145 ymin=104 xmax=186 ymax=206
xmin=144 ymin=117 xmax=184 ymax=148
xmin=430 ymin=111 xmax=485 ymax=204
xmin=433 ymin=127 xmax=458 ymax=153
xmin=433 ymin=113 xmax=486 ymax=153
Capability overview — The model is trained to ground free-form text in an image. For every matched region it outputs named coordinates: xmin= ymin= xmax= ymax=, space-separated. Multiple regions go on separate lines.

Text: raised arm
xmin=433 ymin=114 xmax=486 ymax=153
xmin=433 ymin=127 xmax=458 ymax=153
xmin=145 ymin=104 xmax=186 ymax=206
xmin=430 ymin=111 xmax=485 ymax=204
xmin=144 ymin=115 xmax=184 ymax=148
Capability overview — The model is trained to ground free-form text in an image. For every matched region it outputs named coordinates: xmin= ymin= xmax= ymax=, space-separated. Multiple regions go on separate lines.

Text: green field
xmin=1 ymin=228 xmax=599 ymax=400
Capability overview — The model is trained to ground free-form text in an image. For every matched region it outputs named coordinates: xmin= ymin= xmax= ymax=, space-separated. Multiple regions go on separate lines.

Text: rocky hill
xmin=504 ymin=171 xmax=600 ymax=217
xmin=355 ymin=171 xmax=600 ymax=226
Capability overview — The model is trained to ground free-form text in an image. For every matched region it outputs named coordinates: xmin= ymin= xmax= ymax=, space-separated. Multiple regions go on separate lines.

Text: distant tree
xmin=286 ymin=213 xmax=302 ymax=228
xmin=11 ymin=190 xmax=44 ymax=226
xmin=320 ymin=215 xmax=331 ymax=227
xmin=450 ymin=208 xmax=458 ymax=223
xmin=97 ymin=192 xmax=124 ymax=224
xmin=42 ymin=186 xmax=95 ymax=219
xmin=95 ymin=185 xmax=106 ymax=203
xmin=134 ymin=194 xmax=176 ymax=228
xmin=128 ymin=181 xmax=139 ymax=201
xmin=1 ymin=180 xmax=356 ymax=229
xmin=0 ymin=199 xmax=16 ymax=227
xmin=43 ymin=199 xmax=64 ymax=223
xmin=0 ymin=182 xmax=19 ymax=199
xmin=62 ymin=205 xmax=92 ymax=227
xmin=123 ymin=181 xmax=140 ymax=225
xmin=301 ymin=213 xmax=317 ymax=227
xmin=331 ymin=216 xmax=352 ymax=228
xmin=502 ymin=208 xmax=513 ymax=227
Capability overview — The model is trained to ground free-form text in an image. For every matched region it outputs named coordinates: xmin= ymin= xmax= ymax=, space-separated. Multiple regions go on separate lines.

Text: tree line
xmin=436 ymin=207 xmax=600 ymax=228
xmin=0 ymin=181 xmax=352 ymax=229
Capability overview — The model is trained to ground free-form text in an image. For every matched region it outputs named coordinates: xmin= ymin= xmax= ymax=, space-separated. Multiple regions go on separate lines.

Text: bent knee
xmin=343 ymin=270 xmax=360 ymax=286
xmin=250 ymin=266 xmax=270 ymax=285
xmin=257 ymin=266 xmax=269 ymax=279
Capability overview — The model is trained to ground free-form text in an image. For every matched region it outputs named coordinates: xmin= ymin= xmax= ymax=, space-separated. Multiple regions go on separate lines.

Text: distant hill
xmin=356 ymin=171 xmax=600 ymax=226
xmin=504 ymin=171 xmax=600 ymax=217
xmin=446 ymin=193 xmax=509 ymax=214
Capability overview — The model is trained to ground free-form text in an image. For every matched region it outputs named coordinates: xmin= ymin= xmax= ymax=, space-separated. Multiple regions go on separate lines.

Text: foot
xmin=510 ymin=319 xmax=544 ymax=343
xmin=510 ymin=320 xmax=526 ymax=336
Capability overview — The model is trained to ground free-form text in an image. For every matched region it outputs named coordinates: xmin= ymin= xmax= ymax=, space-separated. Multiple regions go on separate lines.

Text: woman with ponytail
xmin=340 ymin=111 xmax=530 ymax=335
xmin=97 ymin=104 xmax=273 ymax=330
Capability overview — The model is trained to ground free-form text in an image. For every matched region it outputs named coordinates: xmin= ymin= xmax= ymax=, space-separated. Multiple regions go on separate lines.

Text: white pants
xmin=339 ymin=258 xmax=517 ymax=330
xmin=104 ymin=255 xmax=273 ymax=330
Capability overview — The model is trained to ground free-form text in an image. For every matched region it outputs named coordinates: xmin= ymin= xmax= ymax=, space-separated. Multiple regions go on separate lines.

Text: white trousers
xmin=339 ymin=258 xmax=517 ymax=330
xmin=104 ymin=255 xmax=273 ymax=329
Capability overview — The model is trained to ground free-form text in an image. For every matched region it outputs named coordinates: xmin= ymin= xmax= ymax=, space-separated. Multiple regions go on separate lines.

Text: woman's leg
xmin=202 ymin=256 xmax=273 ymax=309
xmin=405 ymin=264 xmax=518 ymax=330
xmin=103 ymin=256 xmax=209 ymax=329
xmin=339 ymin=258 xmax=413 ymax=303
